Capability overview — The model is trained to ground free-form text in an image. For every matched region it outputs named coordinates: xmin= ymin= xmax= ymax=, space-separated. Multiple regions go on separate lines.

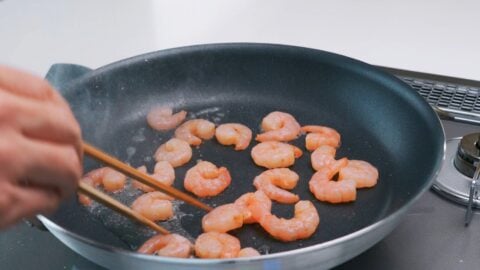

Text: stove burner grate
xmin=433 ymin=135 xmax=480 ymax=225
xmin=433 ymin=138 xmax=480 ymax=206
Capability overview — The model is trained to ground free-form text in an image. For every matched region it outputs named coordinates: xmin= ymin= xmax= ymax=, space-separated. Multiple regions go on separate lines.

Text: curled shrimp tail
xmin=256 ymin=201 xmax=320 ymax=242
xmin=256 ymin=111 xmax=301 ymax=142
xmin=309 ymin=162 xmax=357 ymax=204
xmin=253 ymin=168 xmax=300 ymax=204
xmin=293 ymin=146 xmax=303 ymax=158
xmin=302 ymin=125 xmax=341 ymax=151
xmin=147 ymin=107 xmax=187 ymax=131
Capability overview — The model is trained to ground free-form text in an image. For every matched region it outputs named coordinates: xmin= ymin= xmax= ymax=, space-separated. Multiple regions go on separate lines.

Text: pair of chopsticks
xmin=78 ymin=142 xmax=212 ymax=234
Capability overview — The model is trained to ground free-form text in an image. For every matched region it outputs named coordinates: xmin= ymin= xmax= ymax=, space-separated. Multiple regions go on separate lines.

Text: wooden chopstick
xmin=82 ymin=142 xmax=213 ymax=212
xmin=78 ymin=181 xmax=170 ymax=234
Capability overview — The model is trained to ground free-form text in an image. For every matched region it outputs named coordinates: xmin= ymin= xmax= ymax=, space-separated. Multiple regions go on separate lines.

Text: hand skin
xmin=0 ymin=65 xmax=82 ymax=229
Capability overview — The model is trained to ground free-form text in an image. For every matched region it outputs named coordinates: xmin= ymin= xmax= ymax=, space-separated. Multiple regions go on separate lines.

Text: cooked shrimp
xmin=184 ymin=161 xmax=231 ymax=197
xmin=302 ymin=125 xmax=341 ymax=151
xmin=131 ymin=192 xmax=173 ymax=222
xmin=78 ymin=168 xmax=104 ymax=206
xmin=251 ymin=141 xmax=303 ymax=169
xmin=238 ymin=247 xmax=260 ymax=257
xmin=138 ymin=233 xmax=193 ymax=258
xmin=102 ymin=168 xmax=127 ymax=192
xmin=133 ymin=161 xmax=175 ymax=193
xmin=250 ymin=200 xmax=320 ymax=242
xmin=253 ymin=168 xmax=300 ymax=204
xmin=311 ymin=145 xmax=347 ymax=171
xmin=234 ymin=190 xmax=272 ymax=224
xmin=256 ymin=111 xmax=301 ymax=142
xmin=215 ymin=123 xmax=252 ymax=151
xmin=202 ymin=204 xmax=244 ymax=233
xmin=78 ymin=167 xmax=126 ymax=206
xmin=175 ymin=119 xmax=215 ymax=146
xmin=194 ymin=232 xmax=241 ymax=259
xmin=339 ymin=160 xmax=378 ymax=188
xmin=309 ymin=159 xmax=357 ymax=204
xmin=154 ymin=138 xmax=192 ymax=168
xmin=147 ymin=107 xmax=187 ymax=131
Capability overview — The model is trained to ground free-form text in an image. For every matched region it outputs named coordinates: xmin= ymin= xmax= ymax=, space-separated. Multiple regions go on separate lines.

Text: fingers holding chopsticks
xmin=0 ymin=66 xmax=83 ymax=230
xmin=0 ymin=181 xmax=60 ymax=229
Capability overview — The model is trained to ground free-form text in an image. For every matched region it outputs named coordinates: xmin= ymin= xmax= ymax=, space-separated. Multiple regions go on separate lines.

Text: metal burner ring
xmin=432 ymin=138 xmax=480 ymax=208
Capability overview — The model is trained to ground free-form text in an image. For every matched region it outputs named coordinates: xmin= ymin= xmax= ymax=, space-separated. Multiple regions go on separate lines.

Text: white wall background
xmin=1 ymin=0 xmax=479 ymax=80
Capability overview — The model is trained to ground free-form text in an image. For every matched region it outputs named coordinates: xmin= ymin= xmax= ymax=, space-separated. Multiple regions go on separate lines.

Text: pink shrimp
xmin=301 ymin=125 xmax=341 ymax=151
xmin=215 ymin=123 xmax=252 ymax=150
xmin=250 ymin=200 xmax=320 ymax=242
xmin=237 ymin=247 xmax=260 ymax=257
xmin=174 ymin=119 xmax=215 ymax=146
xmin=310 ymin=145 xmax=347 ymax=171
xmin=133 ymin=161 xmax=175 ymax=193
xmin=251 ymin=141 xmax=303 ymax=169
xmin=147 ymin=107 xmax=187 ymax=131
xmin=154 ymin=138 xmax=192 ymax=168
xmin=131 ymin=192 xmax=173 ymax=222
xmin=138 ymin=233 xmax=193 ymax=258
xmin=202 ymin=204 xmax=244 ymax=233
xmin=78 ymin=168 xmax=104 ymax=206
xmin=194 ymin=232 xmax=241 ymax=259
xmin=184 ymin=161 xmax=231 ymax=197
xmin=339 ymin=160 xmax=378 ymax=188
xmin=253 ymin=168 xmax=300 ymax=204
xmin=78 ymin=167 xmax=126 ymax=206
xmin=234 ymin=190 xmax=272 ymax=224
xmin=256 ymin=111 xmax=301 ymax=142
xmin=102 ymin=168 xmax=126 ymax=192
xmin=309 ymin=159 xmax=357 ymax=204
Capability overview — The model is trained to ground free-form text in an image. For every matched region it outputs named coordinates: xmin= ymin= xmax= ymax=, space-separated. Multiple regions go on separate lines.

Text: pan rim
xmin=40 ymin=42 xmax=446 ymax=265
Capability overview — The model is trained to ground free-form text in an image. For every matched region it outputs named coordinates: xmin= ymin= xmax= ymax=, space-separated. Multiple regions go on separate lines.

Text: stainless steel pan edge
xmin=37 ymin=196 xmax=417 ymax=269
xmin=36 ymin=43 xmax=446 ymax=269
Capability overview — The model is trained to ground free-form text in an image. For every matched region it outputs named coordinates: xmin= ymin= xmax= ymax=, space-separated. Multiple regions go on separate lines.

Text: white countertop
xmin=1 ymin=0 xmax=479 ymax=80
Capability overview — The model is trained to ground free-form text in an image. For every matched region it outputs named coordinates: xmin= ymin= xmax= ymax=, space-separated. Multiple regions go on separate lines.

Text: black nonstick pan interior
xmin=48 ymin=44 xmax=443 ymax=255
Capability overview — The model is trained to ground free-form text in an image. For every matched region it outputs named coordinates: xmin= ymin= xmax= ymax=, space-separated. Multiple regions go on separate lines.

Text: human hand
xmin=0 ymin=65 xmax=82 ymax=229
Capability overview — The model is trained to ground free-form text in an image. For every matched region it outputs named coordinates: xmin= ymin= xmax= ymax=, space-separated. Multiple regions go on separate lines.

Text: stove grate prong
xmin=465 ymin=163 xmax=480 ymax=226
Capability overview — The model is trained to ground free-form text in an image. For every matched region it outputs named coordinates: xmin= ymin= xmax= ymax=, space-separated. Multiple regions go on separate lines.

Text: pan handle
xmin=45 ymin=63 xmax=92 ymax=91
xmin=23 ymin=216 xmax=48 ymax=231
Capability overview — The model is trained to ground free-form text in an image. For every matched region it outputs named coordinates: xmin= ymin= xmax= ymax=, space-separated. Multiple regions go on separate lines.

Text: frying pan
xmin=36 ymin=43 xmax=444 ymax=269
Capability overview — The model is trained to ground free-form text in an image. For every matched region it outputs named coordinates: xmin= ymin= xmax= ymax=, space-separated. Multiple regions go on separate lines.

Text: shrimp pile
xmin=80 ymin=109 xmax=380 ymax=259
xmin=304 ymin=125 xmax=379 ymax=204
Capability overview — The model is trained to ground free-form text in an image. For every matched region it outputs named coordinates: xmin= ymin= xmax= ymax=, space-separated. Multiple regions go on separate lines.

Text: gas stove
xmin=1 ymin=68 xmax=480 ymax=270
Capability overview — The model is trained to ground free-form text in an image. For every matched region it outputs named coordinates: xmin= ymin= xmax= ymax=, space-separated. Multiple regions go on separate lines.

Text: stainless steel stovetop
xmin=1 ymin=69 xmax=480 ymax=270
